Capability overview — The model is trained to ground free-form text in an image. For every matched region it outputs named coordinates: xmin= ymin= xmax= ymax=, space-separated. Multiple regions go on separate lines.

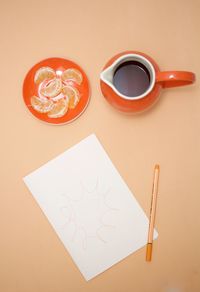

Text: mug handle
xmin=156 ymin=71 xmax=195 ymax=88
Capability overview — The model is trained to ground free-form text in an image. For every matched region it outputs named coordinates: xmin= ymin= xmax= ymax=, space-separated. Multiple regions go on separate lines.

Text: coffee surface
xmin=113 ymin=61 xmax=150 ymax=97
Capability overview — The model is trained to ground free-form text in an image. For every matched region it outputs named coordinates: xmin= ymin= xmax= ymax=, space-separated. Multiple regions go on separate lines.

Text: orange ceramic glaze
xmin=100 ymin=51 xmax=195 ymax=113
xmin=23 ymin=58 xmax=90 ymax=125
xmin=156 ymin=71 xmax=195 ymax=88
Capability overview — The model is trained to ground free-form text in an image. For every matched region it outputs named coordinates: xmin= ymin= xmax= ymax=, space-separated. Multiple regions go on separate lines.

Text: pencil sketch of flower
xmin=58 ymin=178 xmax=119 ymax=250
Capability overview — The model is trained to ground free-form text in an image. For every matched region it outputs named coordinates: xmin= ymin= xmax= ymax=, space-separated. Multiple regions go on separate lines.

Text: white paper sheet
xmin=23 ymin=134 xmax=158 ymax=280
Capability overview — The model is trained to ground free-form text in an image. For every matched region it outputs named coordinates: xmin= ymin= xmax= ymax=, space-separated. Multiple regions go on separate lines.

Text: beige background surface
xmin=0 ymin=0 xmax=200 ymax=291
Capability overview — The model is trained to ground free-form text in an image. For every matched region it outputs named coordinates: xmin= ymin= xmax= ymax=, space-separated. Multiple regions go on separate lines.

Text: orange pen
xmin=146 ymin=164 xmax=160 ymax=262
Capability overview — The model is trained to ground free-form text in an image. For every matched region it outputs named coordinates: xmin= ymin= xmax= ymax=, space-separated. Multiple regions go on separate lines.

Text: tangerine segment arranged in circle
xmin=62 ymin=68 xmax=83 ymax=85
xmin=31 ymin=96 xmax=54 ymax=113
xmin=23 ymin=57 xmax=90 ymax=124
xmin=47 ymin=98 xmax=69 ymax=118
xmin=62 ymin=85 xmax=80 ymax=109
xmin=40 ymin=78 xmax=62 ymax=98
xmin=34 ymin=67 xmax=56 ymax=84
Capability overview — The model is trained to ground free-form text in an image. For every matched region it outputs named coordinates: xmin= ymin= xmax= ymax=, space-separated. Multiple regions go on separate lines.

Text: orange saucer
xmin=23 ymin=58 xmax=90 ymax=125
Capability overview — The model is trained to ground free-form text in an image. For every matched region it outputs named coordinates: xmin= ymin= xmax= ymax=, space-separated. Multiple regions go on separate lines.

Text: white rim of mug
xmin=100 ymin=54 xmax=156 ymax=100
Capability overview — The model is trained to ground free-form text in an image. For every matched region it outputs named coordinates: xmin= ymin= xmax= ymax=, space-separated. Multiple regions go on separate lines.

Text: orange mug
xmin=100 ymin=51 xmax=195 ymax=113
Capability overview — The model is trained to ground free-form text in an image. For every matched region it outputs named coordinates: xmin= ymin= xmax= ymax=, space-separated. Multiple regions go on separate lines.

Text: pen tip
xmin=155 ymin=164 xmax=160 ymax=170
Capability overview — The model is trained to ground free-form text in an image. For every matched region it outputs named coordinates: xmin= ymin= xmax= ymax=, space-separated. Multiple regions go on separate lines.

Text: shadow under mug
xmin=100 ymin=51 xmax=196 ymax=113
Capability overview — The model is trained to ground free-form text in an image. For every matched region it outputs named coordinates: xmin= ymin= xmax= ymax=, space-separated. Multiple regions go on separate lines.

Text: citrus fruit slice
xmin=40 ymin=78 xmax=62 ymax=98
xmin=61 ymin=68 xmax=83 ymax=85
xmin=30 ymin=96 xmax=54 ymax=113
xmin=48 ymin=98 xmax=68 ymax=118
xmin=34 ymin=67 xmax=56 ymax=84
xmin=62 ymin=85 xmax=80 ymax=109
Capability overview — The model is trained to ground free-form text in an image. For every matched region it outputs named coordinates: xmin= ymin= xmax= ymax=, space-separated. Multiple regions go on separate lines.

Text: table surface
xmin=1 ymin=0 xmax=200 ymax=291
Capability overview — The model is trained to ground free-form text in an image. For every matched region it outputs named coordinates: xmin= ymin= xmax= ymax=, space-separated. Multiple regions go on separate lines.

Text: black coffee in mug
xmin=113 ymin=61 xmax=151 ymax=97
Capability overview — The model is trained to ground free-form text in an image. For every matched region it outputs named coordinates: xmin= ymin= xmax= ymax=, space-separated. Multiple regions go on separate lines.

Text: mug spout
xmin=100 ymin=65 xmax=114 ymax=88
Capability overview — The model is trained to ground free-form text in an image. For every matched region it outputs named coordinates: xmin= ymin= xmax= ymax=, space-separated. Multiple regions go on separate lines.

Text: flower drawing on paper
xmin=30 ymin=66 xmax=83 ymax=118
xmin=59 ymin=179 xmax=119 ymax=250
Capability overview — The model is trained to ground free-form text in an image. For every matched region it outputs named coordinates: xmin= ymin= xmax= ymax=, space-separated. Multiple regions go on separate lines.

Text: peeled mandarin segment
xmin=30 ymin=96 xmax=54 ymax=113
xmin=47 ymin=98 xmax=68 ymax=118
xmin=61 ymin=68 xmax=83 ymax=85
xmin=34 ymin=67 xmax=56 ymax=84
xmin=62 ymin=85 xmax=80 ymax=109
xmin=40 ymin=78 xmax=62 ymax=98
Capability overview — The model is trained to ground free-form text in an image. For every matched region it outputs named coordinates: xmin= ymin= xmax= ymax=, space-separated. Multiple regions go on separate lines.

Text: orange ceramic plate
xmin=23 ymin=58 xmax=90 ymax=125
